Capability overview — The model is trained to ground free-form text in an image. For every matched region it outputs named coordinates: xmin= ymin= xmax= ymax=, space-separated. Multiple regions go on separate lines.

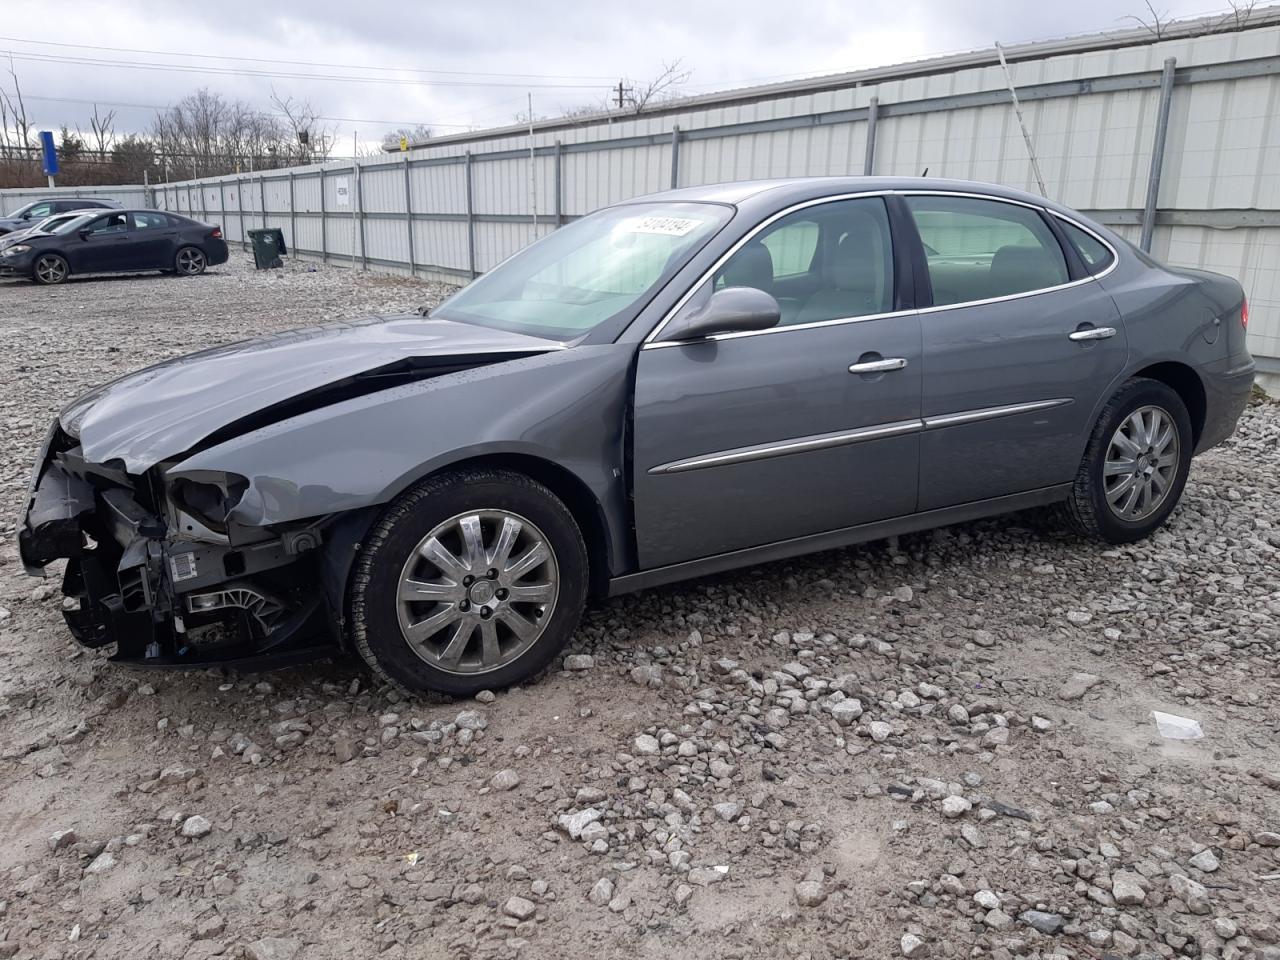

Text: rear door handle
xmin=848 ymin=357 xmax=908 ymax=374
xmin=1068 ymin=326 xmax=1117 ymax=342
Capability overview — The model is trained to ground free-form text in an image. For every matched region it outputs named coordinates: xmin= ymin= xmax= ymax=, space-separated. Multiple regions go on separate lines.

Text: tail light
xmin=210 ymin=226 xmax=223 ymax=240
xmin=1241 ymin=296 xmax=1248 ymax=329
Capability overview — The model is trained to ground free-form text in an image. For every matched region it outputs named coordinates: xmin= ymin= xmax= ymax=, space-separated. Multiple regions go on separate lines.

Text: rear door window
xmin=131 ymin=211 xmax=171 ymax=231
xmin=906 ymin=195 xmax=1069 ymax=306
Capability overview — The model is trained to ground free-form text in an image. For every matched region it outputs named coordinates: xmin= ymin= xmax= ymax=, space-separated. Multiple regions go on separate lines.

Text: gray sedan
xmin=19 ymin=177 xmax=1255 ymax=695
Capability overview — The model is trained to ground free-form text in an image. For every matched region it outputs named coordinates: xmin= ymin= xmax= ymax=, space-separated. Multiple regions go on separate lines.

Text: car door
xmin=66 ymin=212 xmax=133 ymax=273
xmin=127 ymin=211 xmax=179 ymax=269
xmin=903 ymin=193 xmax=1128 ymax=511
xmin=631 ymin=195 xmax=922 ymax=570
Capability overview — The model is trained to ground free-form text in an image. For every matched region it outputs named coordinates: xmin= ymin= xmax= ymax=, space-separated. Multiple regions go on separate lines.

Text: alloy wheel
xmin=396 ymin=509 xmax=559 ymax=675
xmin=34 ymin=255 xmax=67 ymax=284
xmin=177 ymin=248 xmax=206 ymax=274
xmin=1103 ymin=404 xmax=1180 ymax=522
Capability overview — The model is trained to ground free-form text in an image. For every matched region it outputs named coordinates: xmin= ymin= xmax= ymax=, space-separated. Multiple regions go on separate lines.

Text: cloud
xmin=2 ymin=0 xmax=1229 ymax=148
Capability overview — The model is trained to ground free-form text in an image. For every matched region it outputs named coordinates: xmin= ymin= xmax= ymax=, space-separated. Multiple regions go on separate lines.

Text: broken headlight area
xmin=21 ymin=426 xmax=335 ymax=666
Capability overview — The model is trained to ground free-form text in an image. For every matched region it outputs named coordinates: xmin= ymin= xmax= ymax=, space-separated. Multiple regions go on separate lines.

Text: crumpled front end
xmin=18 ymin=422 xmax=337 ymax=666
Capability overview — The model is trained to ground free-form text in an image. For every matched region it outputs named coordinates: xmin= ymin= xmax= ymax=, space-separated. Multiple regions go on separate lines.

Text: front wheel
xmin=32 ymin=253 xmax=69 ymax=285
xmin=348 ymin=469 xmax=588 ymax=696
xmin=174 ymin=246 xmax=207 ymax=276
xmin=1063 ymin=377 xmax=1193 ymax=543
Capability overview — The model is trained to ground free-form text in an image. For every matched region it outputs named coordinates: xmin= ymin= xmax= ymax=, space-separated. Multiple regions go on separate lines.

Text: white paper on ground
xmin=1152 ymin=711 xmax=1204 ymax=741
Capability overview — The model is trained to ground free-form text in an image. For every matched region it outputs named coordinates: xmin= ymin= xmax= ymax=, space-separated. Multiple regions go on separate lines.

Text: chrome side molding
xmin=648 ymin=418 xmax=923 ymax=475
xmin=921 ymin=398 xmax=1073 ymax=429
xmin=648 ymin=398 xmax=1074 ymax=475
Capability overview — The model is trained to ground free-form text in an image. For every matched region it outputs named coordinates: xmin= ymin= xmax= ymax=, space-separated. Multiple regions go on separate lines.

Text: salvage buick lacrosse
xmin=20 ymin=177 xmax=1255 ymax=695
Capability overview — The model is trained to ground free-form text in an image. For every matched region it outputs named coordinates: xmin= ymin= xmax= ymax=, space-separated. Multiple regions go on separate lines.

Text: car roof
xmin=632 ymin=176 xmax=1070 ymax=213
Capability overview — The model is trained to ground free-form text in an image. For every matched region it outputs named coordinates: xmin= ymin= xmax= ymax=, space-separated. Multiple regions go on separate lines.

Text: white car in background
xmin=0 ymin=209 xmax=105 ymax=248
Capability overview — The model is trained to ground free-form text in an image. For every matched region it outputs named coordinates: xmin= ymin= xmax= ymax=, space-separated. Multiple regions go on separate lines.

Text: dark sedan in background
xmin=18 ymin=177 xmax=1255 ymax=696
xmin=0 ymin=209 xmax=229 ymax=284
xmin=0 ymin=196 xmax=122 ymax=235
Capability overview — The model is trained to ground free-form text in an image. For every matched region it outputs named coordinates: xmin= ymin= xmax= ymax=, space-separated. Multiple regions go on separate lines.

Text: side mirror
xmin=78 ymin=229 xmax=91 ymax=241
xmin=659 ymin=286 xmax=781 ymax=342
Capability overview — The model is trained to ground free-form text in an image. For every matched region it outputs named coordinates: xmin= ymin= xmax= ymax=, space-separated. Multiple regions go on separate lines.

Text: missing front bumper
xmin=20 ymin=442 xmax=334 ymax=667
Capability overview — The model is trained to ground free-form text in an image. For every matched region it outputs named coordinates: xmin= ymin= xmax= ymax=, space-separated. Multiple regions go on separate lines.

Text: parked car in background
xmin=0 ymin=209 xmax=229 ymax=284
xmin=18 ymin=177 xmax=1254 ymax=695
xmin=0 ymin=197 xmax=122 ymax=235
xmin=0 ymin=209 xmax=105 ymax=249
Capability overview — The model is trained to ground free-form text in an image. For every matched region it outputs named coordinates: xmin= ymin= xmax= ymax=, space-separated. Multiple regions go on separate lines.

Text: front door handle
xmin=848 ymin=357 xmax=908 ymax=374
xmin=1068 ymin=326 xmax=1117 ymax=342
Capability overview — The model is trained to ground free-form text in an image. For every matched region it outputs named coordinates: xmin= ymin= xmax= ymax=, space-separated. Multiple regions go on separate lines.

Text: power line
xmin=2 ymin=51 xmax=613 ymax=90
xmin=0 ymin=36 xmax=618 ymax=82
xmin=22 ymin=94 xmax=486 ymax=129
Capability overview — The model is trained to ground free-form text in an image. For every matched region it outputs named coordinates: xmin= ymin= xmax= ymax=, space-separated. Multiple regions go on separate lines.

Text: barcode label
xmin=170 ymin=553 xmax=198 ymax=582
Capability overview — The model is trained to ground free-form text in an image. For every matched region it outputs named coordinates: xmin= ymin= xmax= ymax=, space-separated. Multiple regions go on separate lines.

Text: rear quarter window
xmin=1058 ymin=220 xmax=1115 ymax=275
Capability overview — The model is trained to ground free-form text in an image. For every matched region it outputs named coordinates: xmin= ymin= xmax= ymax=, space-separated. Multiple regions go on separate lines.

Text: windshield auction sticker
xmin=628 ymin=216 xmax=704 ymax=237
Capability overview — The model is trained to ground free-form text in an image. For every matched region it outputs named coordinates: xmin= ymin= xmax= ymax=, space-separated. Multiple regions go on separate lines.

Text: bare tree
xmin=621 ymin=59 xmax=692 ymax=113
xmin=270 ymin=89 xmax=335 ymax=163
xmin=1122 ymin=1 xmax=1173 ymax=40
xmin=1217 ymin=0 xmax=1258 ymax=30
xmin=88 ymin=104 xmax=116 ymax=158
xmin=0 ymin=59 xmax=35 ymax=161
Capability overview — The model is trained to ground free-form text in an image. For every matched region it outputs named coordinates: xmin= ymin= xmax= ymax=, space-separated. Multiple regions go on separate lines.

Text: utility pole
xmin=615 ymin=80 xmax=628 ymax=110
xmin=528 ymin=93 xmax=537 ymax=232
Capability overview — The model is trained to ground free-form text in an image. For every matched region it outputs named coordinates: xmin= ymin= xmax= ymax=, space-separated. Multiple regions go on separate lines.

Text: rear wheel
xmin=1063 ymin=377 xmax=1193 ymax=543
xmin=174 ymin=246 xmax=207 ymax=276
xmin=348 ymin=468 xmax=588 ymax=696
xmin=32 ymin=253 xmax=69 ymax=285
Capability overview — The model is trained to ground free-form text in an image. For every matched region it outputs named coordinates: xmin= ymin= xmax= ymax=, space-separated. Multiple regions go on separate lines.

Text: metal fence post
xmin=319 ymin=168 xmax=327 ymax=264
xmin=465 ymin=151 xmax=477 ymax=279
xmin=1140 ymin=57 xmax=1178 ymax=253
xmin=218 ymin=180 xmax=226 ymax=235
xmin=354 ymin=162 xmax=366 ymax=271
xmin=863 ymin=97 xmax=879 ymax=176
xmin=670 ymin=125 xmax=681 ymax=188
xmin=237 ymin=178 xmax=246 ymax=250
xmin=554 ymin=140 xmax=563 ymax=226
xmin=403 ymin=155 xmax=416 ymax=276
xmin=259 ymin=174 xmax=267 ymax=230
xmin=288 ymin=171 xmax=296 ymax=254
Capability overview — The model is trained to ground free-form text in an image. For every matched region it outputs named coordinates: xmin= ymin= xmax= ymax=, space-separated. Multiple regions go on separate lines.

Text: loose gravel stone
xmin=180 ymin=815 xmax=212 ymax=838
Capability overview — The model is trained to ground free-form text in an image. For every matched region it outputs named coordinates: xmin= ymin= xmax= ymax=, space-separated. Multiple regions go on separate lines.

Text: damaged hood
xmin=65 ymin=314 xmax=563 ymax=472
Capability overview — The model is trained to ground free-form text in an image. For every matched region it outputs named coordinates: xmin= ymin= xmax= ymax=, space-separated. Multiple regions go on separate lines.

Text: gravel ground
xmin=0 ymin=255 xmax=1278 ymax=960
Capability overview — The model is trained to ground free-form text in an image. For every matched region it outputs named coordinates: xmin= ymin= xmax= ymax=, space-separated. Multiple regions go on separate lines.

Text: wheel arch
xmin=1129 ymin=360 xmax=1207 ymax=448
xmin=375 ymin=452 xmax=616 ymax=599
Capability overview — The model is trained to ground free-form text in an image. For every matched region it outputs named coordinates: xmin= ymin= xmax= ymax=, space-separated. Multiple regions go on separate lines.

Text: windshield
xmin=31 ymin=215 xmax=72 ymax=233
xmin=432 ymin=202 xmax=731 ymax=340
xmin=5 ymin=201 xmax=37 ymax=218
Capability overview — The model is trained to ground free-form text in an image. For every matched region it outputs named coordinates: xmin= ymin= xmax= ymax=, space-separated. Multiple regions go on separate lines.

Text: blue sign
xmin=40 ymin=130 xmax=59 ymax=177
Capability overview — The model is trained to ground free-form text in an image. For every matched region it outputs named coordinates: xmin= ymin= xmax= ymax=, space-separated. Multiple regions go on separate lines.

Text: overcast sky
xmin=3 ymin=0 xmax=1237 ymax=152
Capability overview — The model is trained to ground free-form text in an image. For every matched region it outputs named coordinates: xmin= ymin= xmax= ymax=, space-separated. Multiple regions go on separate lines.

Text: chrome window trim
xmin=641 ymin=189 xmax=1122 ymax=350
xmin=648 ymin=398 xmax=1074 ymax=475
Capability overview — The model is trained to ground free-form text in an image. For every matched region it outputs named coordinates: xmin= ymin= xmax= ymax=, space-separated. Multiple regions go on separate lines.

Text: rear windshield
xmin=432 ymin=202 xmax=732 ymax=341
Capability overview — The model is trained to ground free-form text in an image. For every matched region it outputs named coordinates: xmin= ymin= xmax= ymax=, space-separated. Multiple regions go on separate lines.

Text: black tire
xmin=174 ymin=246 xmax=207 ymax=276
xmin=1062 ymin=377 xmax=1193 ymax=543
xmin=348 ymin=468 xmax=588 ymax=696
xmin=32 ymin=253 xmax=69 ymax=286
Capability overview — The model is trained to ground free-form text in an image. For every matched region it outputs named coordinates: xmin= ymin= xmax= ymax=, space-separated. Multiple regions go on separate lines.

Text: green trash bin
xmin=247 ymin=228 xmax=287 ymax=269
